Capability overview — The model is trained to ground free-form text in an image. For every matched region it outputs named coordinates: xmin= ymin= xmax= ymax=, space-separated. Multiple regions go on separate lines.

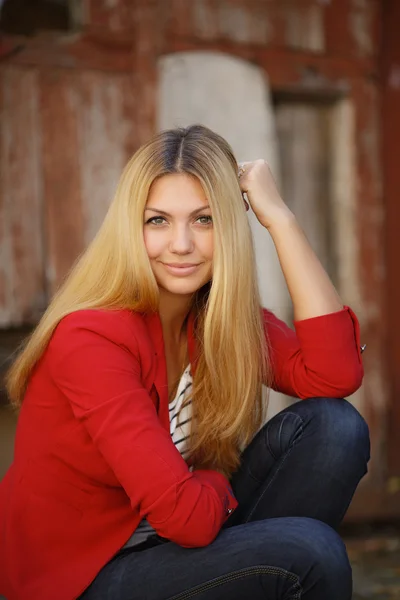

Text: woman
xmin=0 ymin=125 xmax=369 ymax=600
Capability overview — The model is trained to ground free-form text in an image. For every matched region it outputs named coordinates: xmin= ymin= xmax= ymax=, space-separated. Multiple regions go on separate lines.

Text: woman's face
xmin=143 ymin=173 xmax=214 ymax=298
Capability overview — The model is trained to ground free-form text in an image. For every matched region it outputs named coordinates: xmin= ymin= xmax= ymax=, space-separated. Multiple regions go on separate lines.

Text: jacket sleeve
xmin=263 ymin=306 xmax=364 ymax=399
xmin=48 ymin=311 xmax=237 ymax=548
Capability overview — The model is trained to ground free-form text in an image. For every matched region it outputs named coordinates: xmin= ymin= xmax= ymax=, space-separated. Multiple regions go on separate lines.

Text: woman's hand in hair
xmin=238 ymin=159 xmax=293 ymax=230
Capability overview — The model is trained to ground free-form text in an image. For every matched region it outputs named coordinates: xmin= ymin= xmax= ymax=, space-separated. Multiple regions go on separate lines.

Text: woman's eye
xmin=197 ymin=215 xmax=213 ymax=225
xmin=146 ymin=217 xmax=166 ymax=225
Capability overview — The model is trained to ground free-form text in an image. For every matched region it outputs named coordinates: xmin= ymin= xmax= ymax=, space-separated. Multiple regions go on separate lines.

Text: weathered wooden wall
xmin=0 ymin=0 xmax=398 ymax=520
xmin=0 ymin=66 xmax=135 ymax=325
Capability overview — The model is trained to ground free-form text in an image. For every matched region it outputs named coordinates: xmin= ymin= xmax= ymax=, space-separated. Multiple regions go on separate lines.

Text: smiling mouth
xmin=163 ymin=263 xmax=200 ymax=268
xmin=161 ymin=263 xmax=201 ymax=275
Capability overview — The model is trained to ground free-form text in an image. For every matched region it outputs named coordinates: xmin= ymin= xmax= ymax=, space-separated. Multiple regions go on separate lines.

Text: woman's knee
xmin=263 ymin=397 xmax=370 ymax=468
xmin=269 ymin=517 xmax=352 ymax=599
xmin=218 ymin=517 xmax=351 ymax=599
xmin=290 ymin=517 xmax=352 ymax=599
xmin=247 ymin=517 xmax=352 ymax=599
xmin=289 ymin=397 xmax=370 ymax=469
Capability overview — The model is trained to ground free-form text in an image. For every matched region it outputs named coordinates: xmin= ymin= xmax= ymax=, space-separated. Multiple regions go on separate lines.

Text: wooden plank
xmin=40 ymin=68 xmax=136 ymax=293
xmin=76 ymin=70 xmax=135 ymax=245
xmin=0 ymin=35 xmax=135 ymax=72
xmin=87 ymin=0 xmax=135 ymax=35
xmin=132 ymin=0 xmax=159 ymax=146
xmin=350 ymin=79 xmax=389 ymax=488
xmin=381 ymin=0 xmax=400 ymax=480
xmin=325 ymin=0 xmax=381 ymax=60
xmin=0 ymin=66 xmax=45 ymax=327
xmin=40 ymin=69 xmax=85 ymax=295
xmin=167 ymin=39 xmax=378 ymax=86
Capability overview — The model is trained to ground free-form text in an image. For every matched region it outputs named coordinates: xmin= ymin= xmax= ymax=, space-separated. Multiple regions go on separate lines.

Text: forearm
xmin=238 ymin=159 xmax=344 ymax=321
xmin=267 ymin=210 xmax=343 ymax=321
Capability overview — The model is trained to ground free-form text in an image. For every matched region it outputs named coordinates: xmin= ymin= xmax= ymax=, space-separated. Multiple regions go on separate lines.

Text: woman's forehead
xmin=146 ymin=174 xmax=209 ymax=209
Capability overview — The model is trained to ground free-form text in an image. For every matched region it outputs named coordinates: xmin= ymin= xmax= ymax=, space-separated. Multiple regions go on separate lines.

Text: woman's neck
xmin=158 ymin=289 xmax=194 ymax=345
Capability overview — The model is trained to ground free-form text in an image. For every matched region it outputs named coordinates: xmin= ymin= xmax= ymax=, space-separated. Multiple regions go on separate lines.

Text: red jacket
xmin=0 ymin=306 xmax=363 ymax=600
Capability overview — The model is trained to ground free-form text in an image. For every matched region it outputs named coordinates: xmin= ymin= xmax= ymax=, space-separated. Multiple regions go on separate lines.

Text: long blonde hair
xmin=7 ymin=124 xmax=271 ymax=477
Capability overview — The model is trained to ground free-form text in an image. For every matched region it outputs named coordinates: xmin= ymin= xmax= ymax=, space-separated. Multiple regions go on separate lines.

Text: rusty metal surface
xmin=0 ymin=66 xmax=45 ymax=326
xmin=40 ymin=68 xmax=135 ymax=293
xmin=40 ymin=68 xmax=86 ymax=295
xmin=0 ymin=65 xmax=136 ymax=307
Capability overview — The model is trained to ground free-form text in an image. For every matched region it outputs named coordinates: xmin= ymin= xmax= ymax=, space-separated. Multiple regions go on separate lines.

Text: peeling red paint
xmin=0 ymin=66 xmax=44 ymax=327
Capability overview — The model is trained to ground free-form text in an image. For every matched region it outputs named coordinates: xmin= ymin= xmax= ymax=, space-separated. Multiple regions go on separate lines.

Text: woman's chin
xmin=156 ymin=274 xmax=209 ymax=297
xmin=158 ymin=281 xmax=201 ymax=296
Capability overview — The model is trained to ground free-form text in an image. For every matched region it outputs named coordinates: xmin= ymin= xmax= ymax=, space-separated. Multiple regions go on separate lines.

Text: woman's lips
xmin=162 ymin=263 xmax=201 ymax=276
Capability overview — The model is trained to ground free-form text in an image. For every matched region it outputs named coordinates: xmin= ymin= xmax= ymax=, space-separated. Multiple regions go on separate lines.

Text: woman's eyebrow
xmin=144 ymin=206 xmax=210 ymax=217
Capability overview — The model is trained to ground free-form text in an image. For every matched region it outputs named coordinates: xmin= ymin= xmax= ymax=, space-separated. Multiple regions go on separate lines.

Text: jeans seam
xmin=244 ymin=418 xmax=304 ymax=522
xmin=267 ymin=412 xmax=292 ymax=460
xmin=167 ymin=565 xmax=302 ymax=600
xmin=265 ymin=420 xmax=278 ymax=461
xmin=265 ymin=412 xmax=304 ymax=460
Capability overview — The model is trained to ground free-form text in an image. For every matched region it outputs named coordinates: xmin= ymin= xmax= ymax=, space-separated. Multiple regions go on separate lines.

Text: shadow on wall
xmin=0 ymin=405 xmax=17 ymax=480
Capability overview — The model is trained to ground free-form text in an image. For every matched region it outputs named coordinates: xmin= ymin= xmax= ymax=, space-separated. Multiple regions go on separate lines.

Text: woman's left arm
xmin=239 ymin=159 xmax=364 ymax=398
xmin=239 ymin=159 xmax=343 ymax=321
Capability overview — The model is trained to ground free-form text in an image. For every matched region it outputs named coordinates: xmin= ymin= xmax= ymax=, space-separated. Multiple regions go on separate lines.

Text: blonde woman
xmin=0 ymin=125 xmax=369 ymax=600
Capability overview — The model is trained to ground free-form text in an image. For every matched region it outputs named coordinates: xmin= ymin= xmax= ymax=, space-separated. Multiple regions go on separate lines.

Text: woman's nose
xmin=169 ymin=225 xmax=195 ymax=254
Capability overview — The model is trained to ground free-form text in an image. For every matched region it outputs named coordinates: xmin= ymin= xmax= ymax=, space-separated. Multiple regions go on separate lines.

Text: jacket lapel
xmin=143 ymin=312 xmax=168 ymax=431
xmin=143 ymin=309 xmax=198 ymax=432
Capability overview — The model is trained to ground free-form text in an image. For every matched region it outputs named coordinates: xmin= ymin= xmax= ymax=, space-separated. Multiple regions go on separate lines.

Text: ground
xmin=345 ymin=528 xmax=400 ymax=599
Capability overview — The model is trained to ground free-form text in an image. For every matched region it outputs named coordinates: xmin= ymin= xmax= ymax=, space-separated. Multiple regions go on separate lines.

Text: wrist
xmin=261 ymin=207 xmax=296 ymax=232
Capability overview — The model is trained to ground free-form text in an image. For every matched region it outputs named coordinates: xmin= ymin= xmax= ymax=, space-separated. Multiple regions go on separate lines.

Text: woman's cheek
xmin=143 ymin=230 xmax=163 ymax=259
xmin=199 ymin=231 xmax=214 ymax=260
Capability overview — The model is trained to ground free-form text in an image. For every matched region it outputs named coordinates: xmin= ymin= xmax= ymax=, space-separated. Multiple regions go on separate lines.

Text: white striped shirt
xmin=122 ymin=364 xmax=193 ymax=548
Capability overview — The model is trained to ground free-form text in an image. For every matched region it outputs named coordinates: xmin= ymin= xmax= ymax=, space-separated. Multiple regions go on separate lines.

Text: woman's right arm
xmin=49 ymin=310 xmax=237 ymax=548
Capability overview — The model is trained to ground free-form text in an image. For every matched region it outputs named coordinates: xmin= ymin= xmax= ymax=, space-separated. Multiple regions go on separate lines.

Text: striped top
xmin=122 ymin=364 xmax=193 ymax=548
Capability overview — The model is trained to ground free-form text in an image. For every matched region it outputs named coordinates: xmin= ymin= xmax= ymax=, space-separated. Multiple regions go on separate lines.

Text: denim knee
xmin=289 ymin=517 xmax=353 ymax=599
xmin=279 ymin=398 xmax=370 ymax=469
xmin=302 ymin=397 xmax=370 ymax=465
xmin=238 ymin=517 xmax=353 ymax=599
xmin=265 ymin=396 xmax=368 ymax=453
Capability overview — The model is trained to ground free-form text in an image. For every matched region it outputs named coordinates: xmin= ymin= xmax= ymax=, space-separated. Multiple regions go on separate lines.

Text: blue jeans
xmin=80 ymin=398 xmax=370 ymax=599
